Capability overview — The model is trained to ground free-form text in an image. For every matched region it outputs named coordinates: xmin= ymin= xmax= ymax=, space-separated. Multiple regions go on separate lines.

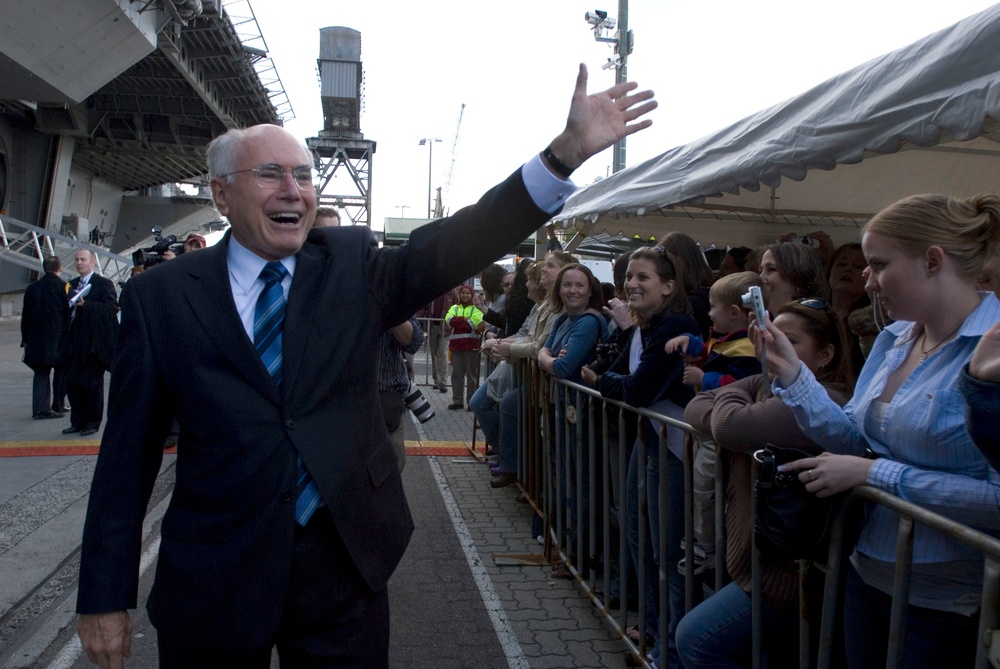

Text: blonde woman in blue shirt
xmin=759 ymin=193 xmax=1000 ymax=669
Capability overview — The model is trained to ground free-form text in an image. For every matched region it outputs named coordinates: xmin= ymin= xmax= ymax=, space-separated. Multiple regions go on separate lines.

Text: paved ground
xmin=0 ymin=319 xmax=636 ymax=669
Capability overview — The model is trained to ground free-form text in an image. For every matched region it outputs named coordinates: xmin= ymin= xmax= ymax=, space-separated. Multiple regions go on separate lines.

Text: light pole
xmin=396 ymin=205 xmax=409 ymax=218
xmin=418 ymin=138 xmax=442 ymax=218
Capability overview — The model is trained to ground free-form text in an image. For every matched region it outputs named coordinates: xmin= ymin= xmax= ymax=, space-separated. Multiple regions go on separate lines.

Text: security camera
xmin=584 ymin=10 xmax=608 ymax=25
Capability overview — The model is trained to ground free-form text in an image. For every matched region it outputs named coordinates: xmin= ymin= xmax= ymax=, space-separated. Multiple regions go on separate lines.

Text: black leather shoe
xmin=80 ymin=428 xmax=98 ymax=437
xmin=33 ymin=411 xmax=62 ymax=419
xmin=62 ymin=426 xmax=82 ymax=434
xmin=448 ymin=403 xmax=463 ymax=410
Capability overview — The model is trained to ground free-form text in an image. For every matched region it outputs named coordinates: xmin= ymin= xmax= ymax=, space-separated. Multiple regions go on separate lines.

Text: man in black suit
xmin=76 ymin=65 xmax=656 ymax=668
xmin=62 ymin=249 xmax=119 ymax=436
xmin=21 ymin=255 xmax=69 ymax=419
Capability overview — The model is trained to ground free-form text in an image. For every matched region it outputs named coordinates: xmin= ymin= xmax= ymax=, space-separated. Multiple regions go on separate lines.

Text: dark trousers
xmin=52 ymin=364 xmax=67 ymax=412
xmin=29 ymin=364 xmax=54 ymax=416
xmin=842 ymin=565 xmax=978 ymax=669
xmin=65 ymin=362 xmax=104 ymax=430
xmin=158 ymin=510 xmax=390 ymax=669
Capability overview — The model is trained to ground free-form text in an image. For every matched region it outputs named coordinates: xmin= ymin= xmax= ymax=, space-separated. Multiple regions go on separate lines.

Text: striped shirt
xmin=773 ymin=293 xmax=1000 ymax=610
xmin=377 ymin=316 xmax=423 ymax=393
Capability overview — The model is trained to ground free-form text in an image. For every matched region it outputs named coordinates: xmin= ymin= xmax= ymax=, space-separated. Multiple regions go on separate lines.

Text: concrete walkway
xmin=0 ymin=319 xmax=631 ymax=668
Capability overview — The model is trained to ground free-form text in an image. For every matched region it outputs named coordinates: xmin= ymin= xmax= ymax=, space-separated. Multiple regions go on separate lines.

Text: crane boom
xmin=439 ymin=103 xmax=465 ymax=216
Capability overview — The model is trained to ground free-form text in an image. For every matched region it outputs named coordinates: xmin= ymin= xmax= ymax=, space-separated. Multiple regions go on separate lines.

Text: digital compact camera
xmin=741 ymin=285 xmax=767 ymax=330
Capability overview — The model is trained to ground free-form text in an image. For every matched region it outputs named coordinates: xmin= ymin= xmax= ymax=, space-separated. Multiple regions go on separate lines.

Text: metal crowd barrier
xmin=495 ymin=357 xmax=1000 ymax=669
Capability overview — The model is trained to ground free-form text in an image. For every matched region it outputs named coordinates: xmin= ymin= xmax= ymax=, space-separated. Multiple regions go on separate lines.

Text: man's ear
xmin=210 ymin=178 xmax=230 ymax=216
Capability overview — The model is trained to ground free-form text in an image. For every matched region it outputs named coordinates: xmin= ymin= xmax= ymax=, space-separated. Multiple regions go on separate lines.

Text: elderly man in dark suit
xmin=76 ymin=65 xmax=656 ymax=669
xmin=62 ymin=248 xmax=119 ymax=436
xmin=21 ymin=255 xmax=69 ymax=419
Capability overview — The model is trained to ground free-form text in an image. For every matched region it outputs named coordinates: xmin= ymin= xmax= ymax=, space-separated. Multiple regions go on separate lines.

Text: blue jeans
xmin=676 ymin=581 xmax=799 ymax=669
xmin=469 ymin=384 xmax=499 ymax=448
xmin=471 ymin=384 xmax=522 ymax=475
xmin=842 ymin=565 xmax=978 ymax=669
xmin=497 ymin=387 xmax=520 ymax=474
xmin=625 ymin=426 xmax=685 ymax=668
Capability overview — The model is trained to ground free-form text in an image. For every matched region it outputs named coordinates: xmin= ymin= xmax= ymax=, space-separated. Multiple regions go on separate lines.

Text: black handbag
xmin=753 ymin=444 xmax=838 ymax=560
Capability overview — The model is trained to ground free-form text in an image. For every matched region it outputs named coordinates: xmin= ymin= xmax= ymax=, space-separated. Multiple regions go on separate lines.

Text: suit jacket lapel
xmin=282 ymin=242 xmax=326 ymax=403
xmin=185 ymin=233 xmax=280 ymax=402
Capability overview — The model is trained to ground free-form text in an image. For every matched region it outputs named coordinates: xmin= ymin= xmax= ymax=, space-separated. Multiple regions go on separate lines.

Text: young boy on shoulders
xmin=665 ymin=271 xmax=762 ymax=391
xmin=664 ymin=271 xmax=762 ymax=575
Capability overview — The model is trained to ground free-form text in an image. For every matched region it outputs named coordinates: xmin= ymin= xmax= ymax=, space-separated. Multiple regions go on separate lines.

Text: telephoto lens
xmin=403 ymin=382 xmax=435 ymax=423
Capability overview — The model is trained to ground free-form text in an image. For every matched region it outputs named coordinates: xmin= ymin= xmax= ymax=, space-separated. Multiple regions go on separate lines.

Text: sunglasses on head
xmin=796 ymin=298 xmax=830 ymax=310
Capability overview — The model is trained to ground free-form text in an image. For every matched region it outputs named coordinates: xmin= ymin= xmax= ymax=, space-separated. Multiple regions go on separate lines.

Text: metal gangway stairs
xmin=0 ymin=215 xmax=133 ymax=285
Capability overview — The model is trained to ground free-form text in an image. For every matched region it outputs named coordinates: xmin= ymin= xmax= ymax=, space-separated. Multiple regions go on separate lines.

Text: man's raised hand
xmin=547 ymin=64 xmax=657 ymax=172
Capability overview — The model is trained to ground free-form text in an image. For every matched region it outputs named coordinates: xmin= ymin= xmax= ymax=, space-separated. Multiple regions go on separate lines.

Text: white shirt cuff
xmin=522 ymin=153 xmax=577 ymax=214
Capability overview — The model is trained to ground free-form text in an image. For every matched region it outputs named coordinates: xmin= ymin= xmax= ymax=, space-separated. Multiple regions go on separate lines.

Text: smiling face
xmin=759 ymin=250 xmax=797 ymax=309
xmin=559 ymin=268 xmax=592 ymax=315
xmin=459 ymin=286 xmax=473 ymax=304
xmin=210 ymin=125 xmax=316 ymax=261
xmin=861 ymin=231 xmax=928 ymax=321
xmin=829 ymin=246 xmax=868 ymax=302
xmin=707 ymin=295 xmax=743 ymax=334
xmin=624 ymin=258 xmax=674 ymax=320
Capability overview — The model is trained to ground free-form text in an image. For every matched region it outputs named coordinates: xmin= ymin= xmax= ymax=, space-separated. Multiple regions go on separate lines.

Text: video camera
xmin=132 ymin=226 xmax=184 ymax=267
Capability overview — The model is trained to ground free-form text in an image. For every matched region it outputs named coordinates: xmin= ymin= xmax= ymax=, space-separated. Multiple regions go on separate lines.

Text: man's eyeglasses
xmin=796 ymin=298 xmax=830 ymax=310
xmin=220 ymin=164 xmax=315 ymax=190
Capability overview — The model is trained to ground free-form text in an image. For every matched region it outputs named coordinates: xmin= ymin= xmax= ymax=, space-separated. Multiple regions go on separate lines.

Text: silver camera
xmin=741 ymin=285 xmax=767 ymax=331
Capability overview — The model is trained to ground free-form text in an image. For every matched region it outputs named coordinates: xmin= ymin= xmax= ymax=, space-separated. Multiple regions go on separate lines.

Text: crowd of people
xmin=465 ymin=194 xmax=1000 ymax=669
xmin=15 ymin=71 xmax=1000 ymax=667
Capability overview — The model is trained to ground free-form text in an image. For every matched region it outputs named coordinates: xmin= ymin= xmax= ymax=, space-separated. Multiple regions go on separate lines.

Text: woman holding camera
xmin=580 ymin=246 xmax=699 ymax=668
xmin=677 ymin=298 xmax=854 ymax=668
xmin=763 ymin=194 xmax=1000 ymax=668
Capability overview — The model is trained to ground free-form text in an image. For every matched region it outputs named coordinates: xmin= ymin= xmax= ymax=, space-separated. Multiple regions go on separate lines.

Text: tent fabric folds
xmin=550 ymin=4 xmax=1000 ymax=248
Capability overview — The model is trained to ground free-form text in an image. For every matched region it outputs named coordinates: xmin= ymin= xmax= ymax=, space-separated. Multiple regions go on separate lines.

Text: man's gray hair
xmin=206 ymin=125 xmax=313 ymax=183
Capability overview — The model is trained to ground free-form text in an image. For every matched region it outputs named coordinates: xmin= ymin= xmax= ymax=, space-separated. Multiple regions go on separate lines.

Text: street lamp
xmin=418 ymin=138 xmax=442 ymax=218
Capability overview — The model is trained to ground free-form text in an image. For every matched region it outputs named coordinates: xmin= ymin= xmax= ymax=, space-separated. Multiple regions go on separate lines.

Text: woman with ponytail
xmin=761 ymin=193 xmax=1000 ymax=668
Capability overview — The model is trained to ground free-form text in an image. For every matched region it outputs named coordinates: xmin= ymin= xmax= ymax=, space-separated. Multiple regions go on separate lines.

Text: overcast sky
xmin=243 ymin=0 xmax=997 ymax=230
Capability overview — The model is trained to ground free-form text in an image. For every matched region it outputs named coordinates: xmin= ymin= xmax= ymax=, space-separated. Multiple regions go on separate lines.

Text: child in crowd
xmin=665 ymin=271 xmax=763 ymax=574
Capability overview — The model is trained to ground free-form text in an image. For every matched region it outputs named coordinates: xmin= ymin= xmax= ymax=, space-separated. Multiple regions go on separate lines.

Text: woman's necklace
xmin=918 ymin=322 xmax=963 ymax=363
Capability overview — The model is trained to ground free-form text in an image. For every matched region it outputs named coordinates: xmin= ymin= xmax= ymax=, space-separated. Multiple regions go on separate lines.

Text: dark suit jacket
xmin=21 ymin=272 xmax=68 ymax=367
xmin=63 ymin=273 xmax=119 ymax=371
xmin=77 ymin=168 xmax=551 ymax=649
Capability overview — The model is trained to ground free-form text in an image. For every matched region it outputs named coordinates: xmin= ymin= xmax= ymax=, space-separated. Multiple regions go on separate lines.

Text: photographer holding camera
xmin=378 ymin=315 xmax=431 ymax=472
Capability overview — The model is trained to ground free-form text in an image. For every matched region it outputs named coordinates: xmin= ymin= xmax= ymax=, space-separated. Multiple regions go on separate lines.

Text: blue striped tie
xmin=254 ymin=261 xmax=321 ymax=526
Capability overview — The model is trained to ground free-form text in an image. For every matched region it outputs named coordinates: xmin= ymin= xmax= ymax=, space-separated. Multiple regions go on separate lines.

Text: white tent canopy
xmin=550 ymin=4 xmax=1000 ymax=250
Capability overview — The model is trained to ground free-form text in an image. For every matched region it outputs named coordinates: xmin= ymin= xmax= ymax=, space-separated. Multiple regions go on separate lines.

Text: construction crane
xmin=434 ymin=103 xmax=465 ymax=218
